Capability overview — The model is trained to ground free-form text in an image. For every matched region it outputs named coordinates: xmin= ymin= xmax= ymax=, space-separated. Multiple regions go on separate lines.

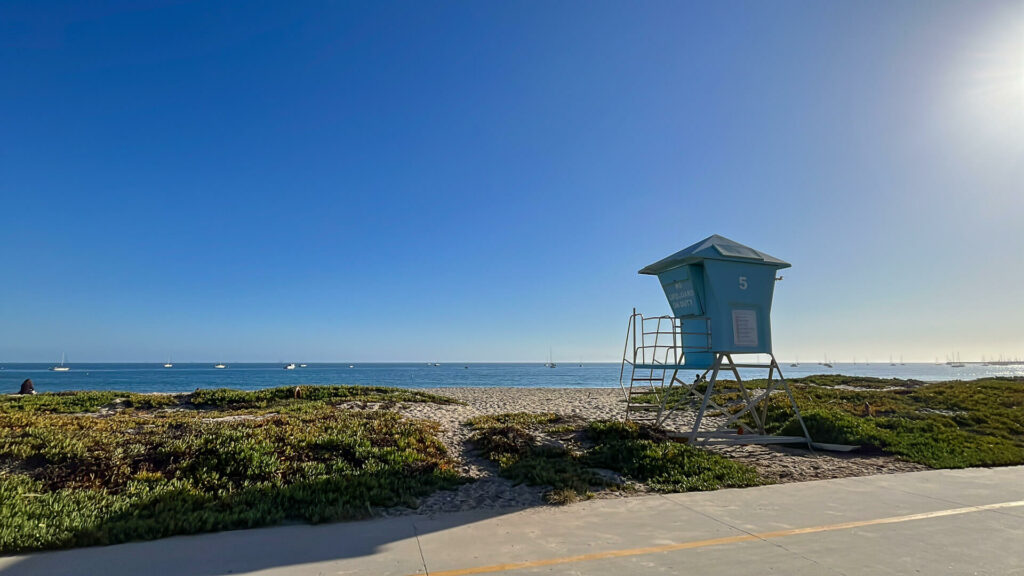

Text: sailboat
xmin=164 ymin=356 xmax=173 ymax=368
xmin=545 ymin=348 xmax=557 ymax=368
xmin=790 ymin=355 xmax=799 ymax=368
xmin=822 ymin=354 xmax=833 ymax=368
xmin=50 ymin=352 xmax=70 ymax=372
xmin=950 ymin=353 xmax=964 ymax=368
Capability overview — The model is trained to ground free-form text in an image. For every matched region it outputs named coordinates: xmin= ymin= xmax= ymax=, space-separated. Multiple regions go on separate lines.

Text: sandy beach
xmin=378 ymin=387 xmax=927 ymax=515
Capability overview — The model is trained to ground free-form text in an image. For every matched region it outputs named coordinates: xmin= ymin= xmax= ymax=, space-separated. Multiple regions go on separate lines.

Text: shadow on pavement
xmin=0 ymin=506 xmax=522 ymax=576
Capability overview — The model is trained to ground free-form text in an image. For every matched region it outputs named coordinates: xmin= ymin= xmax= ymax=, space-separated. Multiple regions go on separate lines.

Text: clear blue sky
xmin=2 ymin=1 xmax=1022 ymax=363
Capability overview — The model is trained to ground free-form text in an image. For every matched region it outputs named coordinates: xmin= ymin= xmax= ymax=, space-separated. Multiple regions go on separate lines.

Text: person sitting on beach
xmin=18 ymin=379 xmax=36 ymax=395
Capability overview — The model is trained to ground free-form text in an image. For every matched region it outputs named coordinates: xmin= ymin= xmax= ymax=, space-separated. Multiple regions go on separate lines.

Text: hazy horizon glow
xmin=1 ymin=1 xmax=1022 ymax=363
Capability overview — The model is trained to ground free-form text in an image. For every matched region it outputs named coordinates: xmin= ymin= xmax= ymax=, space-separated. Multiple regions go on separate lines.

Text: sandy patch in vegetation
xmin=378 ymin=387 xmax=925 ymax=514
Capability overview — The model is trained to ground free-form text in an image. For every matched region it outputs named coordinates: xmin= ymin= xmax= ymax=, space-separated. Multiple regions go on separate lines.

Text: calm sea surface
xmin=2 ymin=362 xmax=1022 ymax=394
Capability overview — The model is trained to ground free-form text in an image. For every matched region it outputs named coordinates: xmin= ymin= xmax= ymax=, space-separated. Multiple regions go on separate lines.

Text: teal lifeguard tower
xmin=620 ymin=235 xmax=813 ymax=447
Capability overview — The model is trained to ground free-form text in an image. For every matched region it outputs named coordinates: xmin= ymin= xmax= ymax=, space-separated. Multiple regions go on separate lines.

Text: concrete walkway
xmin=2 ymin=467 xmax=1023 ymax=575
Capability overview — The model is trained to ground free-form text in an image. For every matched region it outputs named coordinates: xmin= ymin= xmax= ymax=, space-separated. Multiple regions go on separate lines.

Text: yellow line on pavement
xmin=417 ymin=499 xmax=1024 ymax=576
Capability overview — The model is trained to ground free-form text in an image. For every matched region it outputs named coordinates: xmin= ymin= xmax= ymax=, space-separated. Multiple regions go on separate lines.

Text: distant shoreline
xmin=4 ymin=363 xmax=1023 ymax=397
xmin=7 ymin=374 xmax=1023 ymax=397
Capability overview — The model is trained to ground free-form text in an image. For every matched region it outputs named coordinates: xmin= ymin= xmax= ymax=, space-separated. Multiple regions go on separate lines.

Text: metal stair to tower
xmin=619 ymin=309 xmax=690 ymax=425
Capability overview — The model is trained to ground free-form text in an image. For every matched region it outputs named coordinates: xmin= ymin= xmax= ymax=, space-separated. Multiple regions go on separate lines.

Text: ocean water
xmin=2 ymin=362 xmax=1022 ymax=395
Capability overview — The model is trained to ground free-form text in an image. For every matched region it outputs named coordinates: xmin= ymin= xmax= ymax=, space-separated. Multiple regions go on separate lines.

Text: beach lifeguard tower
xmin=620 ymin=235 xmax=813 ymax=447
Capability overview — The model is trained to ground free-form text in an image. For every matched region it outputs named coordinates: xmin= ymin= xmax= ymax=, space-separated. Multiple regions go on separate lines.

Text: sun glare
xmin=945 ymin=6 xmax=1024 ymax=154
xmin=934 ymin=8 xmax=1024 ymax=211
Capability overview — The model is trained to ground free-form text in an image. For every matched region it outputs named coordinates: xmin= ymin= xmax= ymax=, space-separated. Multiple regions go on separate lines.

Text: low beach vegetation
xmin=645 ymin=376 xmax=1024 ymax=469
xmin=769 ymin=377 xmax=1024 ymax=468
xmin=466 ymin=413 xmax=762 ymax=503
xmin=0 ymin=386 xmax=461 ymax=554
xmin=0 ymin=385 xmax=456 ymax=415
xmin=0 ymin=391 xmax=180 ymax=414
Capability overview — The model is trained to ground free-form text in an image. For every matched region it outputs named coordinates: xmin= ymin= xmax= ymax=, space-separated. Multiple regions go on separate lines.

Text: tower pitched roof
xmin=638 ymin=235 xmax=791 ymax=275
